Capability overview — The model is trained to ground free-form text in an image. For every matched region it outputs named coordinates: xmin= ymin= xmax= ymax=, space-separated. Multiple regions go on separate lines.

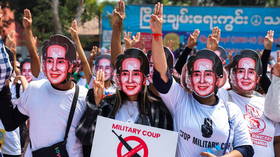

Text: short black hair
xmin=42 ymin=34 xmax=76 ymax=64
xmin=228 ymin=49 xmax=262 ymax=76
xmin=20 ymin=58 xmax=31 ymax=70
xmin=115 ymin=48 xmax=149 ymax=76
xmin=146 ymin=47 xmax=174 ymax=70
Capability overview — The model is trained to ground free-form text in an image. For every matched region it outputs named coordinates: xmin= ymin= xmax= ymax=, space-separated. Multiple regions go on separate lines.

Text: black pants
xmin=3 ymin=154 xmax=21 ymax=157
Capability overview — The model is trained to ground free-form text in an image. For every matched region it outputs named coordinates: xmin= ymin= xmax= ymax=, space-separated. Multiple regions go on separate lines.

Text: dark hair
xmin=146 ymin=47 xmax=174 ymax=70
xmin=228 ymin=49 xmax=262 ymax=76
xmin=20 ymin=58 xmax=31 ymax=70
xmin=187 ymin=49 xmax=223 ymax=77
xmin=216 ymin=46 xmax=227 ymax=61
xmin=115 ymin=48 xmax=149 ymax=76
xmin=94 ymin=54 xmax=112 ymax=68
xmin=112 ymin=48 xmax=150 ymax=117
xmin=42 ymin=34 xmax=76 ymax=64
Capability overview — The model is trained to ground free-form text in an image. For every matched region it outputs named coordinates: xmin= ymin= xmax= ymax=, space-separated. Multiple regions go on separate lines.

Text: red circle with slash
xmin=117 ymin=136 xmax=148 ymax=157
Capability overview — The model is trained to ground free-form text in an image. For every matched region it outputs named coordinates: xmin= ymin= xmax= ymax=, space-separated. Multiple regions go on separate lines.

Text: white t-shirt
xmin=218 ymin=89 xmax=280 ymax=157
xmin=15 ymin=79 xmax=87 ymax=157
xmin=159 ymin=80 xmax=252 ymax=157
xmin=115 ymin=101 xmax=139 ymax=123
xmin=0 ymin=121 xmax=21 ymax=155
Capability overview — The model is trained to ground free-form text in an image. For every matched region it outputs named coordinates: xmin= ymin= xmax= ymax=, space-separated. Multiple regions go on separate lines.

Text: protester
xmin=0 ymin=34 xmax=88 ymax=157
xmin=264 ymin=52 xmax=280 ymax=123
xmin=218 ymin=49 xmax=280 ymax=157
xmin=150 ymin=2 xmax=253 ymax=157
xmin=90 ymin=54 xmax=116 ymax=97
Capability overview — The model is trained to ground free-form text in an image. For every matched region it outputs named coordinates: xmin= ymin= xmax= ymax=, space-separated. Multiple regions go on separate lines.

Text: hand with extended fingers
xmin=124 ymin=32 xmax=141 ymax=49
xmin=206 ymin=27 xmax=221 ymax=51
xmin=272 ymin=52 xmax=280 ymax=77
xmin=150 ymin=2 xmax=163 ymax=34
xmin=23 ymin=9 xmax=32 ymax=30
xmin=111 ymin=0 xmax=125 ymax=27
xmin=187 ymin=29 xmax=200 ymax=49
xmin=69 ymin=20 xmax=79 ymax=41
xmin=94 ymin=69 xmax=105 ymax=106
xmin=264 ymin=30 xmax=274 ymax=50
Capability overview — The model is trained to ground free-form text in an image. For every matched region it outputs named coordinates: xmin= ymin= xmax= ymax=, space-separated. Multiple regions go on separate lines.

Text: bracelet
xmin=152 ymin=33 xmax=163 ymax=36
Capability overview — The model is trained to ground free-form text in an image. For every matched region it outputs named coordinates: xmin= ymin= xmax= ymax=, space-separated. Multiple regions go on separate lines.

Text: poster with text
xmin=91 ymin=116 xmax=178 ymax=157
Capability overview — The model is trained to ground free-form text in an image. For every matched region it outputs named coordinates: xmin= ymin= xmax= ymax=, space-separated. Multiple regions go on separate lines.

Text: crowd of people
xmin=0 ymin=1 xmax=280 ymax=157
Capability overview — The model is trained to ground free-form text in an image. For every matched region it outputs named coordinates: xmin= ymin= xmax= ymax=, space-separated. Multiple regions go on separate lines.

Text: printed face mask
xmin=233 ymin=57 xmax=257 ymax=91
xmin=44 ymin=45 xmax=69 ymax=84
xmin=120 ymin=58 xmax=144 ymax=96
xmin=21 ymin=62 xmax=33 ymax=82
xmin=97 ymin=58 xmax=112 ymax=81
xmin=190 ymin=58 xmax=216 ymax=97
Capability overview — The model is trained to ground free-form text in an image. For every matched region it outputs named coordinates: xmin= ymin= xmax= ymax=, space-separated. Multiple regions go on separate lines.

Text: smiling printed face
xmin=21 ymin=62 xmax=33 ymax=82
xmin=119 ymin=58 xmax=144 ymax=97
xmin=44 ymin=45 xmax=70 ymax=84
xmin=97 ymin=58 xmax=113 ymax=81
xmin=233 ymin=57 xmax=258 ymax=91
xmin=190 ymin=58 xmax=216 ymax=97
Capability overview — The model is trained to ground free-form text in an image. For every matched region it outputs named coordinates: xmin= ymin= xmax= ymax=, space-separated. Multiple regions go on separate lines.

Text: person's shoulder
xmin=78 ymin=85 xmax=89 ymax=99
xmin=28 ymin=79 xmax=49 ymax=89
xmin=226 ymin=101 xmax=244 ymax=118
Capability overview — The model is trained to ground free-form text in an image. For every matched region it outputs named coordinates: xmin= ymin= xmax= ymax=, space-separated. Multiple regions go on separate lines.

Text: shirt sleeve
xmin=154 ymin=74 xmax=187 ymax=115
xmin=274 ymin=122 xmax=280 ymax=137
xmin=0 ymin=40 xmax=12 ymax=91
xmin=229 ymin=102 xmax=253 ymax=148
xmin=264 ymin=75 xmax=280 ymax=122
xmin=16 ymin=83 xmax=32 ymax=116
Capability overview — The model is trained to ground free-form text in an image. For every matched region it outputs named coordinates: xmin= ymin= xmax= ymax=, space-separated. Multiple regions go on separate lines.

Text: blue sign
xmin=102 ymin=5 xmax=280 ymax=51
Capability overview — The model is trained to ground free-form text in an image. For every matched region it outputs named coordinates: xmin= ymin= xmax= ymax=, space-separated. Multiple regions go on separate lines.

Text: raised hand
xmin=272 ymin=52 xmax=280 ymax=77
xmin=111 ymin=0 xmax=125 ymax=27
xmin=187 ymin=29 xmax=200 ymax=49
xmin=69 ymin=20 xmax=79 ymax=41
xmin=23 ymin=9 xmax=32 ymax=30
xmin=150 ymin=2 xmax=163 ymax=34
xmin=206 ymin=27 xmax=221 ymax=51
xmin=94 ymin=69 xmax=105 ymax=106
xmin=124 ymin=32 xmax=132 ymax=49
xmin=264 ymin=30 xmax=274 ymax=50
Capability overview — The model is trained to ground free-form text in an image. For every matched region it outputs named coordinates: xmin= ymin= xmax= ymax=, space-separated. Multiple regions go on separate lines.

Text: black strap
xmin=64 ymin=84 xmax=79 ymax=141
xmin=15 ymin=83 xmax=21 ymax=99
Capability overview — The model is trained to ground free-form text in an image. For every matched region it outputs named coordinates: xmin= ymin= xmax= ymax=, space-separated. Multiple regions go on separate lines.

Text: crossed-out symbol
xmin=117 ymin=136 xmax=148 ymax=157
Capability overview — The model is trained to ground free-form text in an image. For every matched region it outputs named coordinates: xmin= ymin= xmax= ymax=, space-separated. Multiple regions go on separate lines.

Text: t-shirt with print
xmin=159 ymin=79 xmax=252 ymax=157
xmin=0 ymin=121 xmax=21 ymax=155
xmin=16 ymin=79 xmax=87 ymax=157
xmin=218 ymin=89 xmax=280 ymax=157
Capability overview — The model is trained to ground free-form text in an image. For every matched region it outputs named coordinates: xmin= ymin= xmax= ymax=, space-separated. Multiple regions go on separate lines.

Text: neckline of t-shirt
xmin=47 ymin=81 xmax=76 ymax=95
xmin=191 ymin=94 xmax=221 ymax=109
xmin=228 ymin=90 xmax=251 ymax=102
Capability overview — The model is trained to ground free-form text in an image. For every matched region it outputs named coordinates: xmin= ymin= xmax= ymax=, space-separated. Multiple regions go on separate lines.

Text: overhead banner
xmin=102 ymin=5 xmax=280 ymax=52
xmin=91 ymin=116 xmax=178 ymax=157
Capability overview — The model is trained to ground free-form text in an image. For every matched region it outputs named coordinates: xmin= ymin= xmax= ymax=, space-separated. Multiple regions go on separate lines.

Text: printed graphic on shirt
xmin=0 ymin=129 xmax=5 ymax=149
xmin=244 ymin=104 xmax=272 ymax=147
xmin=201 ymin=118 xmax=213 ymax=138
xmin=179 ymin=129 xmax=231 ymax=156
